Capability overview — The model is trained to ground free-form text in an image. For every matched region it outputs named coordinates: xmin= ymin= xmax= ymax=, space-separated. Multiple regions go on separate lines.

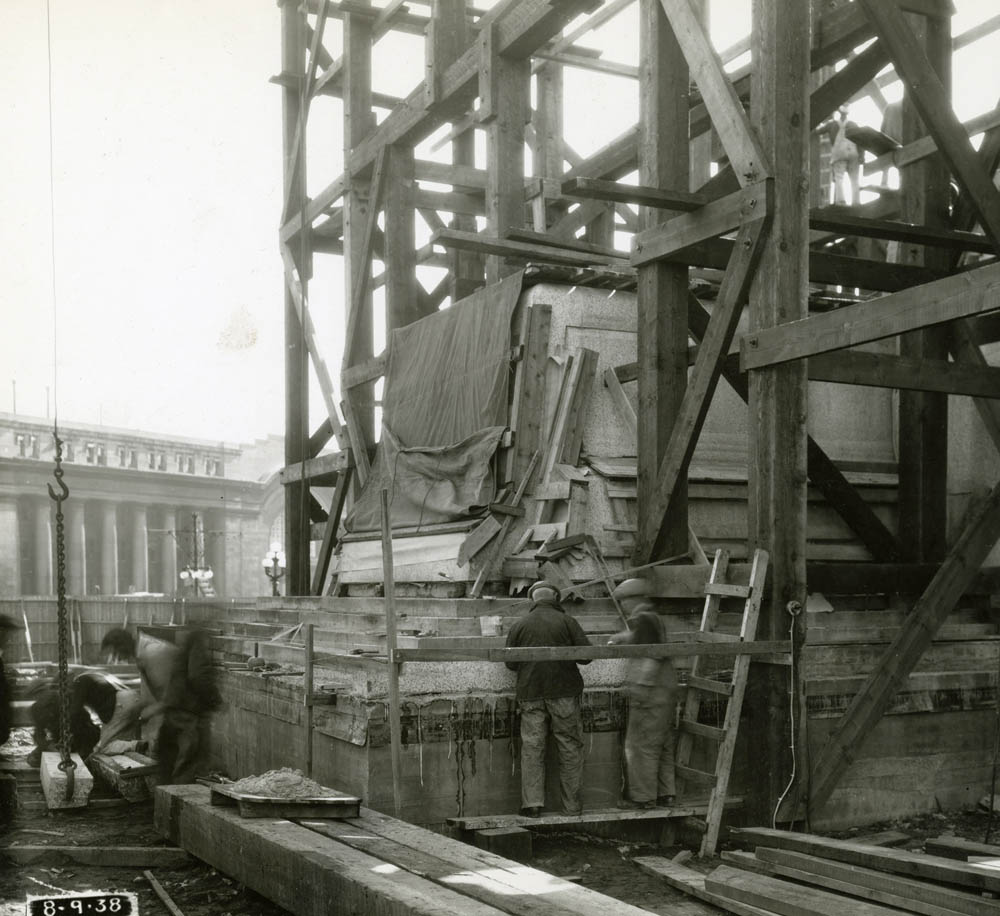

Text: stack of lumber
xmin=634 ymin=826 xmax=1000 ymax=916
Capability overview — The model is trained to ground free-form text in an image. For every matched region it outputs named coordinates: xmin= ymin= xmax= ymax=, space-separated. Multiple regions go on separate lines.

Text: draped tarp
xmin=344 ymin=272 xmax=524 ymax=532
xmin=380 ymin=271 xmax=523 ymax=447
xmin=343 ymin=424 xmax=506 ymax=532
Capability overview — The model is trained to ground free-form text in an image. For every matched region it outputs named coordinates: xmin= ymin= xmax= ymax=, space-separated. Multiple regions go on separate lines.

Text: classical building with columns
xmin=0 ymin=412 xmax=284 ymax=598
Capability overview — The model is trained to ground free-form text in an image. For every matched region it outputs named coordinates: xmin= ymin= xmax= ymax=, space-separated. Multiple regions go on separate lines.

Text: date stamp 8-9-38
xmin=26 ymin=892 xmax=138 ymax=916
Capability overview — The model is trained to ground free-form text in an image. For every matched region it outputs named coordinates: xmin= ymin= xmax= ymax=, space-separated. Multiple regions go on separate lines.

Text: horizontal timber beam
xmin=742 ymin=259 xmax=1000 ymax=370
xmin=279 ymin=450 xmax=351 ymax=486
xmin=394 ymin=640 xmax=791 ymax=663
xmin=631 ymin=180 xmax=771 ymax=266
xmin=430 ymin=228 xmax=629 ymax=268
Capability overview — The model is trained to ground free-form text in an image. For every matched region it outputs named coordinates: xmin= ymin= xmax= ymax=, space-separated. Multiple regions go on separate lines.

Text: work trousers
xmin=158 ymin=709 xmax=211 ymax=785
xmin=518 ymin=695 xmax=584 ymax=814
xmin=624 ymin=683 xmax=676 ymax=803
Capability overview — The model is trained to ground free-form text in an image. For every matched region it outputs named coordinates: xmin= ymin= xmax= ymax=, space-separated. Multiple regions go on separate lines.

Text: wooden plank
xmin=808 ymin=211 xmax=994 ymax=254
xmin=559 ymin=349 xmax=599 ymax=466
xmin=511 ymin=305 xmax=552 ymax=485
xmin=859 ymin=0 xmax=1000 ymax=252
xmin=729 ymin=827 xmax=1000 ymax=896
xmin=431 ymin=228 xmax=627 ymax=267
xmin=394 ymin=640 xmax=791 ymax=663
xmin=280 ymin=451 xmax=351 ymax=485
xmin=924 ymin=835 xmax=1000 ymax=861
xmin=632 ymin=857 xmax=777 ymax=916
xmin=457 ymin=515 xmax=503 ymax=568
xmin=808 ymin=350 xmax=1000 ymax=399
xmin=449 ymin=805 xmax=710 ymax=831
xmin=635 ymin=215 xmax=770 ymax=563
xmin=603 ymin=367 xmax=637 ymax=442
xmin=340 ymin=393 xmax=371 ymax=487
xmin=741 ymin=259 xmax=1000 ymax=370
xmin=704 ymin=862 xmax=910 ymax=916
xmin=301 ymin=818 xmax=605 ymax=916
xmin=746 ymin=847 xmax=1000 ymax=916
xmin=384 ymin=143 xmax=419 ymax=329
xmin=0 ymin=846 xmax=192 ymax=868
xmin=807 ymin=479 xmax=1000 ymax=814
xmin=632 ymin=180 xmax=771 ymax=266
xmin=563 ymin=176 xmax=706 ymax=212
xmin=311 ymin=465 xmax=351 ymax=595
xmin=155 ymin=785 xmax=509 ymax=916
xmin=657 ymin=0 xmax=771 ymax=184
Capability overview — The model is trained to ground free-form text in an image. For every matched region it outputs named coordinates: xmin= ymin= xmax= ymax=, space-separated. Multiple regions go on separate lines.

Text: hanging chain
xmin=48 ymin=429 xmax=75 ymax=800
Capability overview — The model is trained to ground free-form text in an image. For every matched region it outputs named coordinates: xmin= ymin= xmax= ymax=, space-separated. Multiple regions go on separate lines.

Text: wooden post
xmin=380 ymin=489 xmax=402 ymax=818
xmin=482 ymin=28 xmax=529 ymax=284
xmin=280 ymin=0 xmax=311 ymax=595
xmin=897 ymin=9 xmax=950 ymax=563
xmin=747 ymin=0 xmax=809 ymax=822
xmin=384 ymin=143 xmax=419 ymax=330
xmin=635 ymin=0 xmax=689 ymax=562
xmin=304 ymin=623 xmax=314 ymax=777
xmin=342 ymin=1 xmax=376 ymax=456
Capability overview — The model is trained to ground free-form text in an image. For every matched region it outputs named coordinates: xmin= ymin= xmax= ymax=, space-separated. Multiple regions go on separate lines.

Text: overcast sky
xmin=2 ymin=1 xmax=996 ymax=445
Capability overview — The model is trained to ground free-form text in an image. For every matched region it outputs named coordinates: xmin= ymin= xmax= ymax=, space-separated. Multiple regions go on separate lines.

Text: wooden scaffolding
xmin=276 ymin=0 xmax=1000 ymax=821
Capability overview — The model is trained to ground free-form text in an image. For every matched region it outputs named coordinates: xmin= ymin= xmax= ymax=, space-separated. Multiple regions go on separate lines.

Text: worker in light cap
xmin=609 ymin=578 xmax=677 ymax=809
xmin=505 ymin=580 xmax=592 ymax=817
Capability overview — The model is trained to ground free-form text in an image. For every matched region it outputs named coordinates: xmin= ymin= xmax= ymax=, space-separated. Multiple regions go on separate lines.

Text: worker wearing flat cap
xmin=505 ymin=580 xmax=592 ymax=817
xmin=0 ymin=614 xmax=24 ymax=750
xmin=608 ymin=578 xmax=677 ymax=809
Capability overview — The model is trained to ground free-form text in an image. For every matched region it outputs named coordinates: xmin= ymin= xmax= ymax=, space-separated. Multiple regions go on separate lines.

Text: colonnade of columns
xmin=0 ymin=495 xmax=225 ymax=597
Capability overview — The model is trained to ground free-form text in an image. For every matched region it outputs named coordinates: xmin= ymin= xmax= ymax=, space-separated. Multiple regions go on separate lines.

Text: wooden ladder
xmin=674 ymin=547 xmax=769 ymax=857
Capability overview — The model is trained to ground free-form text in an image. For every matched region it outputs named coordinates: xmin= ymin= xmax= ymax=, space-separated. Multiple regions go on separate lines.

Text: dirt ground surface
xmin=4 ymin=721 xmax=1000 ymax=916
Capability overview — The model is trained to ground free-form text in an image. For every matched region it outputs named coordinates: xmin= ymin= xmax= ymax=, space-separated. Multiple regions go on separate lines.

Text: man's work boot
xmin=520 ymin=806 xmax=542 ymax=818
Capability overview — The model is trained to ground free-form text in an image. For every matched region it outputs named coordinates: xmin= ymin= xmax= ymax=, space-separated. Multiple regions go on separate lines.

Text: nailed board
xmin=208 ymin=782 xmax=361 ymax=819
xmin=89 ymin=752 xmax=158 ymax=802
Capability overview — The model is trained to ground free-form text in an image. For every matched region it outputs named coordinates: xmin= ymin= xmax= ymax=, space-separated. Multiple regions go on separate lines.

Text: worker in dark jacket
xmin=505 ymin=580 xmax=591 ymax=817
xmin=609 ymin=578 xmax=677 ymax=809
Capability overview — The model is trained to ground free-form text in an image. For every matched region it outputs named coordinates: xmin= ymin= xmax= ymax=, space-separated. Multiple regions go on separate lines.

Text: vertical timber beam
xmin=636 ymin=0 xmax=689 ymax=561
xmin=897 ymin=9 xmax=950 ymax=563
xmin=281 ymin=0 xmax=311 ymax=595
xmin=747 ymin=0 xmax=809 ymax=822
xmin=384 ymin=143 xmax=419 ymax=330
xmin=481 ymin=24 xmax=529 ymax=284
xmin=342 ymin=2 xmax=376 ymax=458
xmin=533 ymin=60 xmax=564 ymax=231
xmin=431 ymin=0 xmax=483 ymax=301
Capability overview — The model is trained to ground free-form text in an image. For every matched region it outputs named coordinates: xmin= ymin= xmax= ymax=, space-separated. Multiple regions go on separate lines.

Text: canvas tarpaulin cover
xmin=344 ymin=271 xmax=523 ymax=532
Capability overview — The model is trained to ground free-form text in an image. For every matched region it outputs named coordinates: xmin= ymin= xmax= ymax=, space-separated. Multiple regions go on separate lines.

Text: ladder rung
xmin=680 ymin=719 xmax=725 ymax=741
xmin=696 ymin=632 xmax=741 ymax=644
xmin=704 ymin=582 xmax=751 ymax=598
xmin=686 ymin=675 xmax=733 ymax=696
xmin=676 ymin=764 xmax=718 ymax=787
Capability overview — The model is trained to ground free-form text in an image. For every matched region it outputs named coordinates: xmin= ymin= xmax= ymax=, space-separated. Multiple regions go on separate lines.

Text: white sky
xmin=2 ymin=1 xmax=998 ymax=444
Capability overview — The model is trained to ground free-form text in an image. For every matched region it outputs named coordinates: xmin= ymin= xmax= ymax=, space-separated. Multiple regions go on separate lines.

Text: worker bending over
xmin=609 ymin=578 xmax=676 ymax=809
xmin=505 ymin=580 xmax=591 ymax=817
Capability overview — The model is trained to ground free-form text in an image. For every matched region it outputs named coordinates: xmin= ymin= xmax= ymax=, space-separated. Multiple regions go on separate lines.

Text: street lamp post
xmin=262 ymin=543 xmax=286 ymax=597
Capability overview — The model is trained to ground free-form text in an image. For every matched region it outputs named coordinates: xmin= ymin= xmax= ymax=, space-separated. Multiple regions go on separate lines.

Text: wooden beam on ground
xmin=806 ymin=478 xmax=1000 ymax=815
xmin=739 ymin=847 xmax=1000 ymax=916
xmin=632 ymin=179 xmax=770 ymax=266
xmin=729 ymin=827 xmax=1000 ymax=896
xmin=658 ymin=0 xmax=771 ymax=184
xmin=1 ymin=847 xmax=192 ymax=868
xmin=742 ymin=259 xmax=1000 ymax=370
xmin=633 ymin=857 xmax=776 ymax=916
xmin=634 ymin=215 xmax=770 ymax=564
